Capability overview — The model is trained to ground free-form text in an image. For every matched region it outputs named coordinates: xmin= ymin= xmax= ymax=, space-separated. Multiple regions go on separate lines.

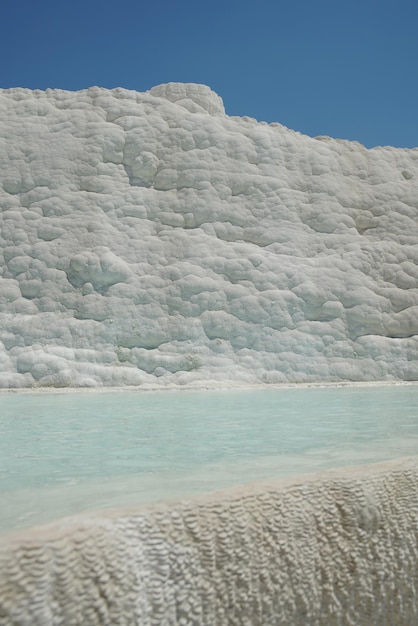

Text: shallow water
xmin=1 ymin=385 xmax=418 ymax=533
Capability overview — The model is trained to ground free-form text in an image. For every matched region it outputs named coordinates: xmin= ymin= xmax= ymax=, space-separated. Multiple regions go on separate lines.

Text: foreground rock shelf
xmin=1 ymin=457 xmax=418 ymax=625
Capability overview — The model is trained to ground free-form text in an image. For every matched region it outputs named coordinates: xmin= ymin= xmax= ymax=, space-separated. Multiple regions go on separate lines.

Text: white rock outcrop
xmin=0 ymin=83 xmax=417 ymax=387
xmin=1 ymin=458 xmax=418 ymax=625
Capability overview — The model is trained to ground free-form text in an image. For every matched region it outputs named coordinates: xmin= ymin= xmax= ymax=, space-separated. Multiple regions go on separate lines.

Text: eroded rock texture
xmin=0 ymin=83 xmax=418 ymax=387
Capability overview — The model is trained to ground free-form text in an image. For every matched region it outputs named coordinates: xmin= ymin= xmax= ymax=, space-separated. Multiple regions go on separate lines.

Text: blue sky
xmin=1 ymin=0 xmax=417 ymax=148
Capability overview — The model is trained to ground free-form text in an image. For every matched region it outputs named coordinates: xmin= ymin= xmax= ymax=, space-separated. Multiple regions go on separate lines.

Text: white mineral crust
xmin=0 ymin=83 xmax=417 ymax=388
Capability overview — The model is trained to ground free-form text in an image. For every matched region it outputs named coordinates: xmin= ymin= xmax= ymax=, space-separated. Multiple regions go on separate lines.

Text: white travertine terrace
xmin=1 ymin=458 xmax=417 ymax=625
xmin=0 ymin=83 xmax=417 ymax=388
xmin=2 ymin=86 xmax=418 ymax=624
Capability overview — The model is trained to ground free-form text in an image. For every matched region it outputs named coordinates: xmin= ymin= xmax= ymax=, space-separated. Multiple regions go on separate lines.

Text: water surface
xmin=1 ymin=385 xmax=418 ymax=533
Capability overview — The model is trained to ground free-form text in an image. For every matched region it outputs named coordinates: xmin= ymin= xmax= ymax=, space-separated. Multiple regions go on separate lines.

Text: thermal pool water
xmin=1 ymin=384 xmax=418 ymax=533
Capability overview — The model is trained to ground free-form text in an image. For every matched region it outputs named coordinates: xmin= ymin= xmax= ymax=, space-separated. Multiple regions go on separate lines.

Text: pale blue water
xmin=1 ymin=385 xmax=418 ymax=533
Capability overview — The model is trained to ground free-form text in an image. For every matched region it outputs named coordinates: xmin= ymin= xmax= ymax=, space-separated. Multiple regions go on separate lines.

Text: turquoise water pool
xmin=1 ymin=385 xmax=418 ymax=532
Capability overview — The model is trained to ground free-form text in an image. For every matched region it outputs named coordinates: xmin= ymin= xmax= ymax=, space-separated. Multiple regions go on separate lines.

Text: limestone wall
xmin=1 ymin=458 xmax=418 ymax=625
xmin=1 ymin=85 xmax=418 ymax=387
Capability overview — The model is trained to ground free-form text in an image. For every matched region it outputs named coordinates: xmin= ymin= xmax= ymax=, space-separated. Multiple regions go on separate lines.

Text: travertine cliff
xmin=1 ymin=83 xmax=417 ymax=387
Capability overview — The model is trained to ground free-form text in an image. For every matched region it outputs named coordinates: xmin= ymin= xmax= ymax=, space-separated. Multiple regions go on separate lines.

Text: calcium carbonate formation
xmin=1 ymin=458 xmax=418 ymax=625
xmin=0 ymin=83 xmax=417 ymax=388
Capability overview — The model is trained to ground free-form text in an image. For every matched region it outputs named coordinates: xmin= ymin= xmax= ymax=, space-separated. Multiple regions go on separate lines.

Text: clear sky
xmin=1 ymin=0 xmax=417 ymax=148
